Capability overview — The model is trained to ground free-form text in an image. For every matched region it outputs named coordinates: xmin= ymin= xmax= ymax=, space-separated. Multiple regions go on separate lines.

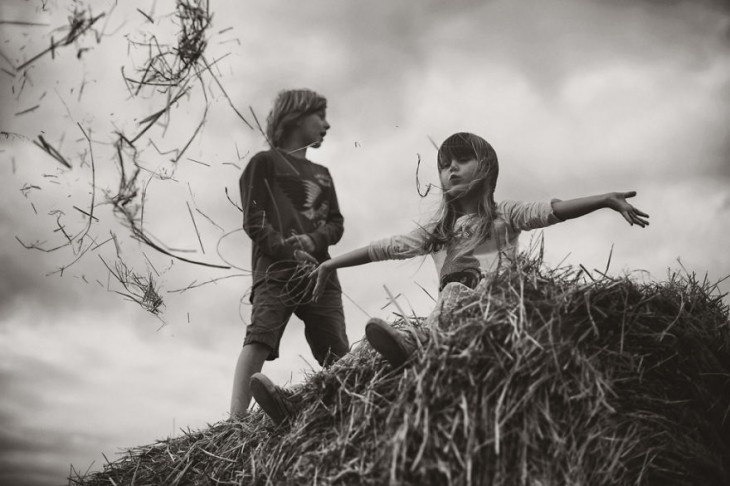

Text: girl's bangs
xmin=438 ymin=135 xmax=478 ymax=167
xmin=437 ymin=132 xmax=494 ymax=168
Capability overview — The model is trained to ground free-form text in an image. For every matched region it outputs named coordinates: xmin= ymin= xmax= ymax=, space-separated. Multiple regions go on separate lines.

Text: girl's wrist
xmin=600 ymin=192 xmax=613 ymax=209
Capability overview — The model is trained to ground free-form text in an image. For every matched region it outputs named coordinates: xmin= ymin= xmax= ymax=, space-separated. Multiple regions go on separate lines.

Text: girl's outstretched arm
xmin=312 ymin=247 xmax=373 ymax=301
xmin=552 ymin=191 xmax=650 ymax=227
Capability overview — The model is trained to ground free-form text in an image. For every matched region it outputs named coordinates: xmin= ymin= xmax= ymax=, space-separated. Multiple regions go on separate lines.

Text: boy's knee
xmin=315 ymin=340 xmax=349 ymax=368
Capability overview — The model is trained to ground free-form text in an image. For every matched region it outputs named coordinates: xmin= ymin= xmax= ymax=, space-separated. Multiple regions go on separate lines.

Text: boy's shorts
xmin=244 ymin=275 xmax=349 ymax=366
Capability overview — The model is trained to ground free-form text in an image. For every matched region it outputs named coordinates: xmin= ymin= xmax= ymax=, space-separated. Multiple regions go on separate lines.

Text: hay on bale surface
xmin=70 ymin=255 xmax=730 ymax=486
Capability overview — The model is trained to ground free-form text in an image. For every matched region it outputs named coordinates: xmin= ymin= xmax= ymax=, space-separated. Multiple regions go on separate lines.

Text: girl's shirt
xmin=367 ymin=200 xmax=562 ymax=282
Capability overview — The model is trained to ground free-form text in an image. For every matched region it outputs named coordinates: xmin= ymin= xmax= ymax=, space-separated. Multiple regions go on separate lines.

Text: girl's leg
xmin=230 ymin=342 xmax=271 ymax=418
xmin=424 ymin=282 xmax=477 ymax=330
xmin=365 ymin=318 xmax=420 ymax=368
xmin=367 ymin=282 xmax=482 ymax=368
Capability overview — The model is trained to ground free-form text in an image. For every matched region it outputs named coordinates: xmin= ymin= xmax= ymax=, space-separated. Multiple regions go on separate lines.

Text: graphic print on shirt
xmin=277 ymin=173 xmax=331 ymax=226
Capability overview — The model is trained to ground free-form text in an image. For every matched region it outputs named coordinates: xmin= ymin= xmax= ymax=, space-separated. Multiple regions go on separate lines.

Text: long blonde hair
xmin=423 ymin=132 xmax=500 ymax=256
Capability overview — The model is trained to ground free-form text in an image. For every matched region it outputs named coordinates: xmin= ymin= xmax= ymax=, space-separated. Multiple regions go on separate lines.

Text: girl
xmin=311 ymin=131 xmax=649 ymax=367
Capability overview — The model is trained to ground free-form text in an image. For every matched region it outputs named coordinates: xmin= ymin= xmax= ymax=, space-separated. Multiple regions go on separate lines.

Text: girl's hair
xmin=424 ymin=132 xmax=500 ymax=255
xmin=265 ymin=89 xmax=327 ymax=148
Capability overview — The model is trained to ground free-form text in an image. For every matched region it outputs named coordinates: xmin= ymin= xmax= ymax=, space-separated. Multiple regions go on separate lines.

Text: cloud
xmin=0 ymin=210 xmax=86 ymax=321
xmin=1 ymin=2 xmax=729 ymax=484
xmin=0 ymin=310 xmax=239 ymax=484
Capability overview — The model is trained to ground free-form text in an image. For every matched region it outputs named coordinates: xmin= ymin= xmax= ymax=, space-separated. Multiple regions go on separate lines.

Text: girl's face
xmin=295 ymin=109 xmax=330 ymax=148
xmin=439 ymin=155 xmax=480 ymax=196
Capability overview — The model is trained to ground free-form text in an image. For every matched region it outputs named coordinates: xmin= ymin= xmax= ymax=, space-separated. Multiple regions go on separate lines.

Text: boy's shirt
xmin=240 ymin=149 xmax=344 ymax=286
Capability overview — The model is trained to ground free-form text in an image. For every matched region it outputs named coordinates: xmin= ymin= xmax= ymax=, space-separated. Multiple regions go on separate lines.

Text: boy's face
xmin=295 ymin=109 xmax=330 ymax=148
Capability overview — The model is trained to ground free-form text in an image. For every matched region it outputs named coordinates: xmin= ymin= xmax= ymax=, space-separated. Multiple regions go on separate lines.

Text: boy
xmin=230 ymin=89 xmax=349 ymax=420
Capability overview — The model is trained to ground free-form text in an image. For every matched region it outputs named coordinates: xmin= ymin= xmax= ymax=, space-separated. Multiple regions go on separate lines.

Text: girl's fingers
xmin=312 ymin=270 xmax=329 ymax=301
xmin=631 ymin=212 xmax=648 ymax=227
xmin=621 ymin=211 xmax=633 ymax=225
xmin=627 ymin=204 xmax=649 ymax=219
xmin=312 ymin=278 xmax=322 ymax=301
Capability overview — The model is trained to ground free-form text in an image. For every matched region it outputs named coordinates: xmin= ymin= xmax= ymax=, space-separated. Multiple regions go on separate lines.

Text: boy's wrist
xmin=304 ymin=234 xmax=317 ymax=253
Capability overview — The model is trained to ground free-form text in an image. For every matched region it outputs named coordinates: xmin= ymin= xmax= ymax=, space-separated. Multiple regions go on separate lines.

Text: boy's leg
xmin=231 ymin=280 xmax=294 ymax=418
xmin=247 ymin=287 xmax=346 ymax=425
xmin=230 ymin=342 xmax=271 ymax=418
xmin=298 ymin=286 xmax=349 ymax=367
xmin=249 ymin=372 xmax=298 ymax=425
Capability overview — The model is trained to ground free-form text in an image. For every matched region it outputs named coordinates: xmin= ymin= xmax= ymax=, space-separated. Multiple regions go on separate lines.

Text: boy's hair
xmin=266 ymin=89 xmax=327 ymax=148
xmin=425 ymin=132 xmax=500 ymax=256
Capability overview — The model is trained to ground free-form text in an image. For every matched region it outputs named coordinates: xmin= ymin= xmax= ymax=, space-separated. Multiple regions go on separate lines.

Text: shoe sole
xmin=250 ymin=373 xmax=289 ymax=425
xmin=365 ymin=320 xmax=411 ymax=368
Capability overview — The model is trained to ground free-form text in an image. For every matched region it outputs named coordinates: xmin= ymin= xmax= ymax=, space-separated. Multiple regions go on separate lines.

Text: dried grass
xmin=71 ymin=254 xmax=730 ymax=485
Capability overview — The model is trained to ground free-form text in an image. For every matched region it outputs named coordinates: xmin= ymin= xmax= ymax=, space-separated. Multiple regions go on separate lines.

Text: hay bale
xmin=71 ymin=256 xmax=730 ymax=485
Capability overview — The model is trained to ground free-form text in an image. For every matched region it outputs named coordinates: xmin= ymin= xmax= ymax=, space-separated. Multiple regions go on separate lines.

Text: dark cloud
xmin=605 ymin=0 xmax=730 ymax=15
xmin=0 ymin=355 xmax=103 ymax=486
xmin=0 ymin=242 xmax=85 ymax=321
xmin=0 ymin=419 xmax=105 ymax=486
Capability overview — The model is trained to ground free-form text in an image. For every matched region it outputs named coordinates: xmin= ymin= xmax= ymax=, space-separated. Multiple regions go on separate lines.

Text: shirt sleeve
xmin=240 ymin=154 xmax=296 ymax=260
xmin=367 ymin=225 xmax=430 ymax=262
xmin=498 ymin=200 xmax=563 ymax=232
xmin=307 ymin=170 xmax=344 ymax=253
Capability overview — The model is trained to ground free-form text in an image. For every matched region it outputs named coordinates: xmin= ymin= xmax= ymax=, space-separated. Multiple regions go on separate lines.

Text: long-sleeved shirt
xmin=240 ymin=149 xmax=344 ymax=286
xmin=367 ymin=200 xmax=562 ymax=281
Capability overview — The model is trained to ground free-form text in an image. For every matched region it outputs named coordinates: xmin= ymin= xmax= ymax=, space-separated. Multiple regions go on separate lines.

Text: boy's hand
xmin=285 ymin=234 xmax=316 ymax=254
xmin=310 ymin=262 xmax=333 ymax=302
xmin=607 ymin=191 xmax=650 ymax=227
xmin=294 ymin=249 xmax=318 ymax=265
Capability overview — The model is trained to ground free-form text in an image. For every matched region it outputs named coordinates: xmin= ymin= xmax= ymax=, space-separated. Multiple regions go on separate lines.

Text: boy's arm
xmin=240 ymin=156 xmax=296 ymax=261
xmin=308 ymin=176 xmax=345 ymax=253
xmin=551 ymin=191 xmax=649 ymax=227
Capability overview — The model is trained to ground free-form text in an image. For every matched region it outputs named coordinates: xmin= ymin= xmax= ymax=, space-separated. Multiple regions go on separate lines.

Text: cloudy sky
xmin=1 ymin=0 xmax=729 ymax=484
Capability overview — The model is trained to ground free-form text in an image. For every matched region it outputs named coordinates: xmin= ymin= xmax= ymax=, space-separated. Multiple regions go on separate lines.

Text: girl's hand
xmin=310 ymin=262 xmax=333 ymax=302
xmin=607 ymin=191 xmax=650 ymax=227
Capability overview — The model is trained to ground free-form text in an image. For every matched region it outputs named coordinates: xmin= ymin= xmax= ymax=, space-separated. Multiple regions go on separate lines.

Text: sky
xmin=1 ymin=0 xmax=729 ymax=484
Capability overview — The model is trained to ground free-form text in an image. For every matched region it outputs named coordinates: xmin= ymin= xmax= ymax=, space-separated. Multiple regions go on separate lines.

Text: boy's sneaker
xmin=365 ymin=318 xmax=416 ymax=368
xmin=250 ymin=373 xmax=296 ymax=425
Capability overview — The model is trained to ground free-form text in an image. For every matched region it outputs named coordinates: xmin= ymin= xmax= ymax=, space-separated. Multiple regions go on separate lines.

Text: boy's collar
xmin=276 ymin=148 xmax=308 ymax=161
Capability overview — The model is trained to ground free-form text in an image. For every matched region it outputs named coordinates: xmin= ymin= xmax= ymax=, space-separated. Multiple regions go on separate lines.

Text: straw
xmin=71 ymin=252 xmax=730 ymax=485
